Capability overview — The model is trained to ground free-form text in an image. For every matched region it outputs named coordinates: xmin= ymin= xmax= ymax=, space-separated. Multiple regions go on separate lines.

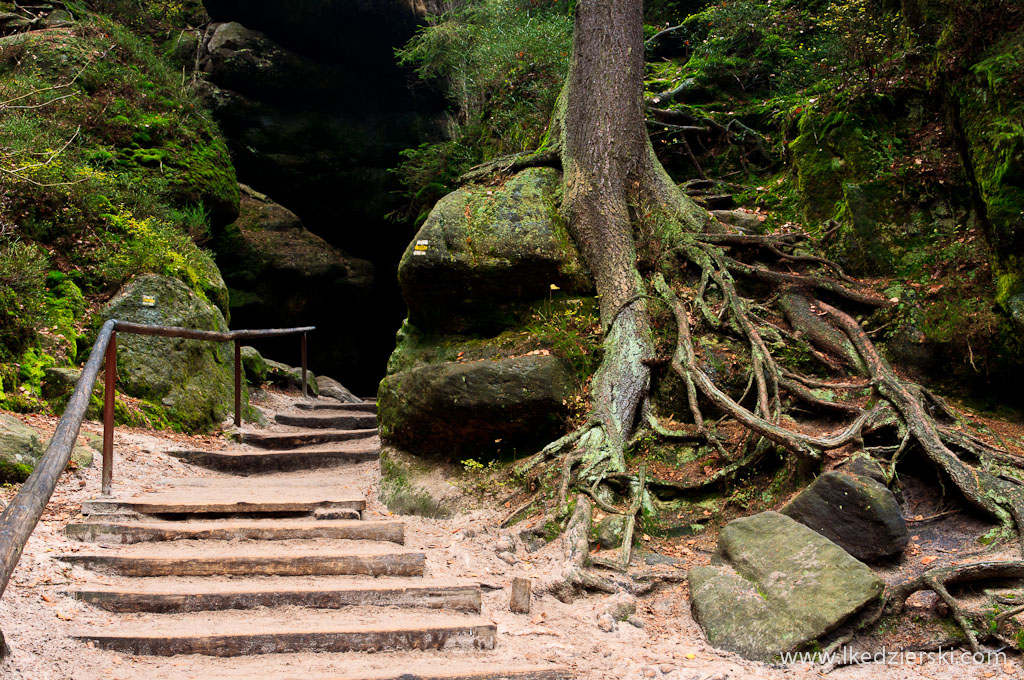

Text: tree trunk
xmin=560 ymin=0 xmax=704 ymax=467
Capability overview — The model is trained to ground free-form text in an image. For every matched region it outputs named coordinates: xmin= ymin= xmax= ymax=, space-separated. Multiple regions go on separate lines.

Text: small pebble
xmin=597 ymin=613 xmax=616 ymax=632
xmin=497 ymin=551 xmax=517 ymax=565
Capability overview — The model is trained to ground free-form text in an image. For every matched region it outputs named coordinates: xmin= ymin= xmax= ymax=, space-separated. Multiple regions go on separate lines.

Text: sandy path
xmin=0 ymin=391 xmax=1018 ymax=679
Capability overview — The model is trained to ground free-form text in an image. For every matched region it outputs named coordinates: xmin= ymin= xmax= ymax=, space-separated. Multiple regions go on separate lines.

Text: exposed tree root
xmin=548 ymin=495 xmax=619 ymax=603
xmin=887 ymin=561 xmax=1024 ymax=653
xmin=487 ymin=0 xmax=1024 ymax=634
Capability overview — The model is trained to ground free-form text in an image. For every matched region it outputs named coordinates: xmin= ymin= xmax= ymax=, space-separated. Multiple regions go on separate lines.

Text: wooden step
xmin=66 ymin=519 xmax=403 ymax=545
xmin=78 ymin=655 xmax=571 ymax=680
xmin=239 ymin=429 xmax=378 ymax=449
xmin=319 ymin=668 xmax=571 ymax=680
xmin=296 ymin=401 xmax=377 ymax=413
xmin=66 ymin=580 xmax=480 ymax=613
xmin=82 ymin=495 xmax=365 ymax=517
xmin=58 ymin=550 xmax=425 ymax=577
xmin=275 ymin=412 xmax=378 ymax=429
xmin=166 ymin=444 xmax=379 ymax=472
xmin=75 ymin=616 xmax=496 ymax=657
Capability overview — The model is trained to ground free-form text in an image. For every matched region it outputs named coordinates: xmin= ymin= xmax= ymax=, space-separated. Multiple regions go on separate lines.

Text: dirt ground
xmin=0 ymin=390 xmax=1021 ymax=680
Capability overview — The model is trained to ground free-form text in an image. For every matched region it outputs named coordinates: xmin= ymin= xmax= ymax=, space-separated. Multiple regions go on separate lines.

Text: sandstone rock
xmin=265 ymin=359 xmax=319 ymax=396
xmin=602 ymin=592 xmax=637 ymax=622
xmin=397 ymin=168 xmax=591 ymax=332
xmin=839 ymin=452 xmax=888 ymax=484
xmin=0 ymin=414 xmax=43 ymax=482
xmin=597 ymin=613 xmax=616 ymax=633
xmin=41 ymin=366 xmax=82 ymax=405
xmin=212 ymin=190 xmax=371 ymax=394
xmin=597 ymin=515 xmax=629 ymax=550
xmin=782 ymin=470 xmax=908 ymax=561
xmin=240 ymin=346 xmax=268 ymax=385
xmin=201 ymin=22 xmax=334 ymax=96
xmin=316 ymin=375 xmax=360 ymax=403
xmin=690 ymin=511 xmax=883 ymax=661
xmin=101 ymin=275 xmax=236 ymax=431
xmin=378 ymin=354 xmax=572 ymax=458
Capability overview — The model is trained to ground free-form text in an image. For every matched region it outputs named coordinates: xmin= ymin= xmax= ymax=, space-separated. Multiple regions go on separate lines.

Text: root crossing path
xmin=53 ymin=395 xmax=570 ymax=680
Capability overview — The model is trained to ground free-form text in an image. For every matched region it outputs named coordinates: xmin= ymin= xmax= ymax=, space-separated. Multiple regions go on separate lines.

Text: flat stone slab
xmin=275 ymin=412 xmax=378 ymax=429
xmin=76 ymin=618 xmax=496 ymax=656
xmin=58 ymin=550 xmax=425 ymax=577
xmin=66 ymin=519 xmax=403 ymax=545
xmin=239 ymin=429 xmax=378 ymax=449
xmin=67 ymin=580 xmax=481 ymax=613
xmin=690 ymin=511 xmax=883 ymax=661
xmin=782 ymin=470 xmax=908 ymax=561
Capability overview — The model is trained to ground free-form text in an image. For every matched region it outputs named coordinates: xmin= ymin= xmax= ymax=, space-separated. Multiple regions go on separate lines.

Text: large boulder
xmin=690 ymin=512 xmax=884 ymax=661
xmin=0 ymin=414 xmax=92 ymax=482
xmin=0 ymin=413 xmax=43 ymax=482
xmin=378 ymin=354 xmax=573 ymax=459
xmin=782 ymin=469 xmax=909 ymax=562
xmin=200 ymin=22 xmax=335 ymax=96
xmin=212 ymin=187 xmax=374 ymax=390
xmin=317 ymin=375 xmax=360 ymax=403
xmin=397 ymin=168 xmax=591 ymax=332
xmin=101 ymin=275 xmax=236 ymax=431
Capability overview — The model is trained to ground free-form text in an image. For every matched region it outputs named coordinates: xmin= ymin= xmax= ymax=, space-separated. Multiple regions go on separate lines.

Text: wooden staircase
xmin=59 ymin=400 xmax=570 ymax=680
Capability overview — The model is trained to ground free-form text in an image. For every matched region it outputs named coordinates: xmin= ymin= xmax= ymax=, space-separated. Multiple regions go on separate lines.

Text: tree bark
xmin=559 ymin=0 xmax=706 ymax=465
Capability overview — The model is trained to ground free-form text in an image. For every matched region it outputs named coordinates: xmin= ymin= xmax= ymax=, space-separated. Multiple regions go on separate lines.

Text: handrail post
xmin=234 ymin=339 xmax=242 ymax=427
xmin=101 ymin=330 xmax=116 ymax=496
xmin=301 ymin=332 xmax=308 ymax=399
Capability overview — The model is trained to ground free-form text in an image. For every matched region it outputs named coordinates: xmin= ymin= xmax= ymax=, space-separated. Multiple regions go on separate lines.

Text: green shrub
xmin=392 ymin=0 xmax=572 ymax=218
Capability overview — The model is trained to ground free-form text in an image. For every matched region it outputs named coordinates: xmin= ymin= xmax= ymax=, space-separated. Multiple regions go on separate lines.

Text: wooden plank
xmin=66 ymin=583 xmax=481 ymax=613
xmin=239 ymin=429 xmax=378 ymax=450
xmin=510 ymin=577 xmax=532 ymax=614
xmin=275 ymin=413 xmax=378 ymax=429
xmin=166 ymin=447 xmax=379 ymax=472
xmin=317 ymin=668 xmax=571 ymax=680
xmin=76 ymin=621 xmax=496 ymax=656
xmin=66 ymin=519 xmax=403 ymax=545
xmin=57 ymin=552 xmax=425 ymax=577
xmin=81 ymin=497 xmax=366 ymax=516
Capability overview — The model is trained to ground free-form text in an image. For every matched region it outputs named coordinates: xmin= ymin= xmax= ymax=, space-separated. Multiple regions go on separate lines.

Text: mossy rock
xmin=100 ymin=274 xmax=238 ymax=432
xmin=397 ymin=167 xmax=592 ymax=333
xmin=378 ymin=353 xmax=572 ymax=459
xmin=240 ymin=345 xmax=268 ymax=385
xmin=690 ymin=512 xmax=884 ymax=661
xmin=0 ymin=413 xmax=43 ymax=483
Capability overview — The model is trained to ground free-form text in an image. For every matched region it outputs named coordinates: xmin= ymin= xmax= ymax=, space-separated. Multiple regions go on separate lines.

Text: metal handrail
xmin=0 ymin=319 xmax=314 ymax=654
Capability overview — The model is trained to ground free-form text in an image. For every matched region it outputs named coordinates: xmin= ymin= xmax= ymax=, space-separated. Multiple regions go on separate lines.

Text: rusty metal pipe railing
xmin=0 ymin=319 xmax=314 ymax=654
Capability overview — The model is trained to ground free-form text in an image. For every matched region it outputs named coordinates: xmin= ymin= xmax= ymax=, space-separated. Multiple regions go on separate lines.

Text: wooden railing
xmin=0 ymin=319 xmax=313 ymax=654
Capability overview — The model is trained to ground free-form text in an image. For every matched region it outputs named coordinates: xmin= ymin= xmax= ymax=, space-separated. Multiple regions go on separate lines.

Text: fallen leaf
xmin=920 ymin=556 xmax=938 ymax=565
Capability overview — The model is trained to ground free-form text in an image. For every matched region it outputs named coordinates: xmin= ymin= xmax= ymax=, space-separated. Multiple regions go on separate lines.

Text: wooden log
xmin=510 ymin=577 xmax=532 ymax=614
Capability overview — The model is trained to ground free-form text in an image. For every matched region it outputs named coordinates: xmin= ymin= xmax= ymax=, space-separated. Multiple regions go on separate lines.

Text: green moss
xmin=0 ymin=459 xmax=33 ymax=484
xmin=379 ymin=449 xmax=452 ymax=518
